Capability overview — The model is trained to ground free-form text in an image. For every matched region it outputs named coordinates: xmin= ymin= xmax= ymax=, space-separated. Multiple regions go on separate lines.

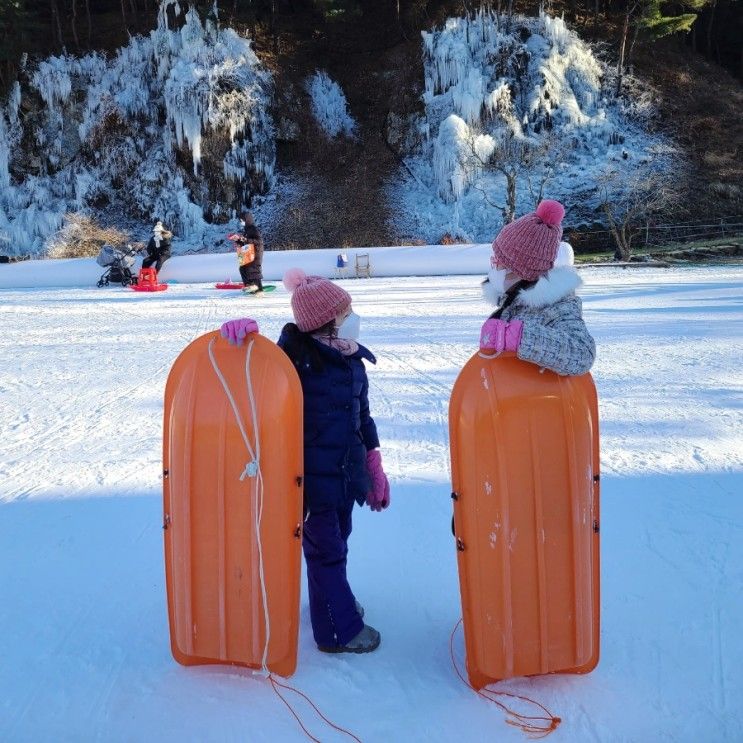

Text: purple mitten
xmin=365 ymin=449 xmax=390 ymax=512
xmin=220 ymin=318 xmax=259 ymax=345
xmin=479 ymin=318 xmax=524 ymax=353
xmin=379 ymin=473 xmax=390 ymax=509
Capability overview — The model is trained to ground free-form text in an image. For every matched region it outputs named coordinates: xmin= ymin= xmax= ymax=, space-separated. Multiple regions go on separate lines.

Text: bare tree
xmin=706 ymin=0 xmax=717 ymax=55
xmin=71 ymin=0 xmax=80 ymax=49
xmin=596 ymin=166 xmax=680 ymax=261
xmin=50 ymin=0 xmax=64 ymax=48
xmin=592 ymin=0 xmax=602 ymax=38
xmin=86 ymin=0 xmax=92 ymax=46
xmin=464 ymin=129 xmax=560 ymax=224
xmin=120 ymin=0 xmax=129 ymax=35
xmin=523 ymin=132 xmax=566 ymax=208
xmin=616 ymin=0 xmax=641 ymax=94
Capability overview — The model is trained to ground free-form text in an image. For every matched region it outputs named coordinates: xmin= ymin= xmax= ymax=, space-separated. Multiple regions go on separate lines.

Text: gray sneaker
xmin=318 ymin=624 xmax=381 ymax=654
xmin=355 ymin=599 xmax=364 ymax=619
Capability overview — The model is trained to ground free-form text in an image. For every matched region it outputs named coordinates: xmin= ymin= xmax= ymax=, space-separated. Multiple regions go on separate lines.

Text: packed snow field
xmin=1 ymin=266 xmax=741 ymax=742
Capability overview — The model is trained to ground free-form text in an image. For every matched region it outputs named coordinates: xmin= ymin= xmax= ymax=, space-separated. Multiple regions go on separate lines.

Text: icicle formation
xmin=423 ymin=10 xmax=632 ymax=203
xmin=0 ymin=83 xmax=21 ymax=191
xmin=305 ymin=71 xmax=356 ymax=139
xmin=433 ymin=115 xmax=498 ymax=201
xmin=0 ymin=0 xmax=275 ymax=256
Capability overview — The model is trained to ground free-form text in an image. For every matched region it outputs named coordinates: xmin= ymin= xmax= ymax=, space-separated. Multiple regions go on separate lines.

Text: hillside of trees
xmin=1 ymin=0 xmax=741 ymax=253
xmin=1 ymin=1 xmax=742 ymax=81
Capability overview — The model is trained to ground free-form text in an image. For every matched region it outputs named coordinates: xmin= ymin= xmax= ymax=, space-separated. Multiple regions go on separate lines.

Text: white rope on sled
xmin=208 ymin=336 xmax=271 ymax=675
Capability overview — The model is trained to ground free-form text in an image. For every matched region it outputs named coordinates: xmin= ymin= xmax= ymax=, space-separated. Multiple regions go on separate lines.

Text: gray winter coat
xmin=497 ymin=266 xmax=595 ymax=376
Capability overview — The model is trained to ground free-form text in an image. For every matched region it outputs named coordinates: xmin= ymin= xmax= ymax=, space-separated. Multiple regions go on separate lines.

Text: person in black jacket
xmin=220 ymin=268 xmax=391 ymax=654
xmin=142 ymin=221 xmax=172 ymax=272
xmin=233 ymin=212 xmax=264 ymax=293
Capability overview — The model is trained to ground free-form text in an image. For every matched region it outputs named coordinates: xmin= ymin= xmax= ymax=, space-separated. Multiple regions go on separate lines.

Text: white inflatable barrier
xmin=0 ymin=244 xmax=493 ymax=289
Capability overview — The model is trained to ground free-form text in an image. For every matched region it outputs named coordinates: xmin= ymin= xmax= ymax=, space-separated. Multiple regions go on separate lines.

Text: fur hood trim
xmin=515 ymin=266 xmax=582 ymax=308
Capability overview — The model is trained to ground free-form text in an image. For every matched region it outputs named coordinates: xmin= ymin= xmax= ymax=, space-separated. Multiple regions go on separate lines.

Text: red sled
xmin=215 ymin=282 xmax=245 ymax=290
xmin=132 ymin=267 xmax=168 ymax=292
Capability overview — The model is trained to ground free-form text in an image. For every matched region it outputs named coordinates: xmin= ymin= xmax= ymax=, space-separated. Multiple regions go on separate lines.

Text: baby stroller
xmin=96 ymin=244 xmax=139 ymax=287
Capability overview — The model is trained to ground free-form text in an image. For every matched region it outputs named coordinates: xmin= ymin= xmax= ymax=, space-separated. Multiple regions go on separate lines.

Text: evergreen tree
xmin=616 ymin=0 xmax=714 ymax=92
xmin=640 ymin=0 xmax=702 ymax=38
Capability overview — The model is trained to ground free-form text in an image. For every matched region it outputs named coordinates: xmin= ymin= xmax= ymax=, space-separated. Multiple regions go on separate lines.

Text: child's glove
xmin=365 ymin=449 xmax=390 ymax=512
xmin=220 ymin=318 xmax=259 ymax=345
xmin=479 ymin=318 xmax=523 ymax=354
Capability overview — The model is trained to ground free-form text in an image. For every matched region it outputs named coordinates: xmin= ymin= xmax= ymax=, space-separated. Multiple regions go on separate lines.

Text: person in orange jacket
xmin=230 ymin=212 xmax=264 ymax=293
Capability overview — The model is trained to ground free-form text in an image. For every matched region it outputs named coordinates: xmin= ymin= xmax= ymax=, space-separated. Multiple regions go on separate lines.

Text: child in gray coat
xmin=480 ymin=200 xmax=595 ymax=376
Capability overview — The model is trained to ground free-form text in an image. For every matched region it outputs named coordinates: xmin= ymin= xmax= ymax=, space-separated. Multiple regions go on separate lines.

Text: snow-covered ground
xmin=1 ymin=266 xmax=742 ymax=742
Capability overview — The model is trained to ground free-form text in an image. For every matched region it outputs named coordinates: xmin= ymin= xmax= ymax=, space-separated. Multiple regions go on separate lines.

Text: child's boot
xmin=318 ymin=624 xmax=380 ymax=654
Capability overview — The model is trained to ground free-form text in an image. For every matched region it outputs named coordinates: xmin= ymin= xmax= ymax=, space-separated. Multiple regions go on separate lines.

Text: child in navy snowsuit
xmin=220 ymin=268 xmax=390 ymax=654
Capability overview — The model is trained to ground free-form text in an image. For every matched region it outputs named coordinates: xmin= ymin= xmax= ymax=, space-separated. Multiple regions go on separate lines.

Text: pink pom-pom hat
xmin=491 ymin=199 xmax=565 ymax=281
xmin=283 ymin=267 xmax=307 ymax=292
xmin=535 ymin=199 xmax=564 ymax=227
xmin=282 ymin=268 xmax=352 ymax=332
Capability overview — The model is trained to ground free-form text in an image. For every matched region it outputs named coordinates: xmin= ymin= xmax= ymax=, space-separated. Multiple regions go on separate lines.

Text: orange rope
xmin=268 ymin=673 xmax=364 ymax=743
xmin=449 ymin=619 xmax=561 ymax=738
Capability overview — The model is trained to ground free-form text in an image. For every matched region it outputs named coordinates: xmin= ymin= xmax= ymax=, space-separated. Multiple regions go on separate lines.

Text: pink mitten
xmin=220 ymin=318 xmax=259 ymax=345
xmin=365 ymin=449 xmax=390 ymax=512
xmin=479 ymin=318 xmax=523 ymax=353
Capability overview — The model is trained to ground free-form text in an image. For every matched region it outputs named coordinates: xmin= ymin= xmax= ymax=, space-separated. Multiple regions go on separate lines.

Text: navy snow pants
xmin=302 ymin=505 xmax=364 ymax=648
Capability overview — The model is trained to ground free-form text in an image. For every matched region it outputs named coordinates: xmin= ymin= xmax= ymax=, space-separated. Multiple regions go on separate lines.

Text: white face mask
xmin=239 ymin=220 xmax=245 ymax=228
xmin=482 ymin=267 xmax=508 ymax=306
xmin=337 ymin=311 xmax=361 ymax=341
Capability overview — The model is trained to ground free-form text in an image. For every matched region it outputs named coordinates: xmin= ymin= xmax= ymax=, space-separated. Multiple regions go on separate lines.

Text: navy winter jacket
xmin=277 ymin=328 xmax=380 ymax=513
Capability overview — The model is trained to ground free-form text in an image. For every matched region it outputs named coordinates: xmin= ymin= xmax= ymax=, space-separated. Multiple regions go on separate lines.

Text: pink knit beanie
xmin=492 ymin=200 xmax=565 ymax=281
xmin=283 ymin=268 xmax=352 ymax=332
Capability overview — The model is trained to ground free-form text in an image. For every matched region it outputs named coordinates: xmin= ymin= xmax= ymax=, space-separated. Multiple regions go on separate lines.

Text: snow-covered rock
xmin=305 ymin=71 xmax=356 ymax=139
xmin=390 ymin=11 xmax=678 ymax=243
xmin=0 ymin=1 xmax=274 ymax=256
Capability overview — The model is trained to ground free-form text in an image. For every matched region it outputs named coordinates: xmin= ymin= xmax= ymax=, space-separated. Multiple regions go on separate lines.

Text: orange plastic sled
xmin=449 ymin=351 xmax=600 ymax=688
xmin=163 ymin=330 xmax=304 ymax=677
